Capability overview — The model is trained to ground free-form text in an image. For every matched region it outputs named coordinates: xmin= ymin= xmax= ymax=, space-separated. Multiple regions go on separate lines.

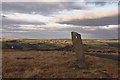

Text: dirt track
xmin=85 ymin=53 xmax=119 ymax=61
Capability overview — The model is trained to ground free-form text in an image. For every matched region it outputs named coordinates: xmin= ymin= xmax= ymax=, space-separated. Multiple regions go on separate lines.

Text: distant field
xmin=1 ymin=38 xmax=119 ymax=54
xmin=1 ymin=38 xmax=119 ymax=78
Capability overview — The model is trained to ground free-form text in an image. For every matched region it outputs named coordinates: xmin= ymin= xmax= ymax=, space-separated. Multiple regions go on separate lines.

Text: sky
xmin=1 ymin=0 xmax=119 ymax=39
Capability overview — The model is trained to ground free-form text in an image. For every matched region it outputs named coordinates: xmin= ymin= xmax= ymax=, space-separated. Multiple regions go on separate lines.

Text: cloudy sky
xmin=1 ymin=0 xmax=119 ymax=39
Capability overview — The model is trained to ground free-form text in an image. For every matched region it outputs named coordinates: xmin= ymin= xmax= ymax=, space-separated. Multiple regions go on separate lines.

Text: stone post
xmin=71 ymin=32 xmax=87 ymax=68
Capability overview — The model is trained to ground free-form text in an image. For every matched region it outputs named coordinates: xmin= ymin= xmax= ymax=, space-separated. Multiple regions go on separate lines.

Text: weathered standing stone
xmin=71 ymin=32 xmax=87 ymax=68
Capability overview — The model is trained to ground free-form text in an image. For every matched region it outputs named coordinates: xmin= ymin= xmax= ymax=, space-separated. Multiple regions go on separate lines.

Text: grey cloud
xmin=2 ymin=16 xmax=45 ymax=25
xmin=84 ymin=0 xmax=119 ymax=2
xmin=93 ymin=2 xmax=106 ymax=6
xmin=2 ymin=27 xmax=118 ymax=39
xmin=82 ymin=29 xmax=118 ymax=39
xmin=86 ymin=2 xmax=107 ymax=6
xmin=56 ymin=27 xmax=118 ymax=39
xmin=2 ymin=2 xmax=89 ymax=15
xmin=93 ymin=2 xmax=118 ymax=6
xmin=2 ymin=30 xmax=70 ymax=39
xmin=85 ymin=1 xmax=118 ymax=7
xmin=2 ymin=0 xmax=119 ymax=2
xmin=59 ymin=15 xmax=118 ymax=26
xmin=2 ymin=27 xmax=29 ymax=32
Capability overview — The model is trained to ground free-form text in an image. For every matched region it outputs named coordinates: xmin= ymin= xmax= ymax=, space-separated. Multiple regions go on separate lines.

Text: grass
xmin=3 ymin=51 xmax=118 ymax=78
xmin=2 ymin=50 xmax=119 ymax=78
xmin=1 ymin=39 xmax=119 ymax=52
xmin=2 ymin=38 xmax=119 ymax=78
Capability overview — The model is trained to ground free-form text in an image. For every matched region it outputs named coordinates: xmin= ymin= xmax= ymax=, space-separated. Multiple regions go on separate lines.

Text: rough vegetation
xmin=1 ymin=39 xmax=119 ymax=54
xmin=1 ymin=38 xmax=119 ymax=78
